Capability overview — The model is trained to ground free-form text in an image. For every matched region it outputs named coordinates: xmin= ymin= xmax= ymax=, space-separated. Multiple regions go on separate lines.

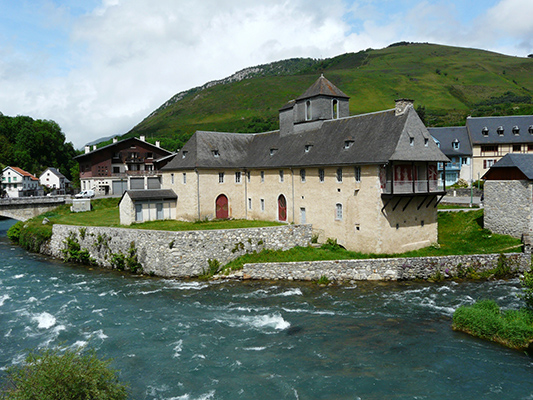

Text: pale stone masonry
xmin=46 ymin=224 xmax=312 ymax=278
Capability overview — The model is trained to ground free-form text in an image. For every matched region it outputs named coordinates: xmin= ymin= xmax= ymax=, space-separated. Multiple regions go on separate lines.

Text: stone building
xmin=154 ymin=75 xmax=449 ymax=254
xmin=119 ymin=189 xmax=177 ymax=225
xmin=483 ymin=153 xmax=533 ymax=239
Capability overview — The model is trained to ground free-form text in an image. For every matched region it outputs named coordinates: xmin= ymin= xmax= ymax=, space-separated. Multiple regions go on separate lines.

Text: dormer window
xmin=332 ymin=99 xmax=338 ymax=119
xmin=513 ymin=126 xmax=520 ymax=135
xmin=305 ymin=100 xmax=312 ymax=121
xmin=497 ymin=126 xmax=504 ymax=136
xmin=452 ymin=139 xmax=460 ymax=150
xmin=182 ymin=151 xmax=188 ymax=159
xmin=529 ymin=125 xmax=533 ymax=134
xmin=424 ymin=138 xmax=429 ymax=147
xmin=212 ymin=150 xmax=220 ymax=157
xmin=270 ymin=148 xmax=278 ymax=156
xmin=482 ymin=127 xmax=489 ymax=136
xmin=409 ymin=137 xmax=414 ymax=146
xmin=344 ymin=140 xmax=354 ymax=149
xmin=305 ymin=144 xmax=313 ymax=153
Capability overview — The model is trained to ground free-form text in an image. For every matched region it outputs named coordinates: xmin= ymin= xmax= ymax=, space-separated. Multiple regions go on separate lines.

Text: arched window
xmin=305 ymin=100 xmax=312 ymax=121
xmin=332 ymin=99 xmax=338 ymax=119
xmin=336 ymin=203 xmax=343 ymax=220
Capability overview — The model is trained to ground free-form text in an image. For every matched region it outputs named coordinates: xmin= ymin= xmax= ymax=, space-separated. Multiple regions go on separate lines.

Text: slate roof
xmin=123 ymin=189 xmax=177 ymax=201
xmin=162 ymin=107 xmax=448 ymax=171
xmin=428 ymin=126 xmax=472 ymax=157
xmin=486 ymin=153 xmax=533 ymax=180
xmin=296 ymin=75 xmax=350 ymax=101
xmin=43 ymin=167 xmax=70 ymax=182
xmin=466 ymin=115 xmax=533 ymax=145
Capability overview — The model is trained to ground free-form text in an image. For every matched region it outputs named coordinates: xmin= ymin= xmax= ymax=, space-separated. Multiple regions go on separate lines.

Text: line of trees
xmin=0 ymin=114 xmax=79 ymax=188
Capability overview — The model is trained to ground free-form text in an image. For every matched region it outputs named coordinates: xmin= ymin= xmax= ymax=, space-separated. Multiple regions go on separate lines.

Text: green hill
xmin=124 ymin=42 xmax=533 ymax=151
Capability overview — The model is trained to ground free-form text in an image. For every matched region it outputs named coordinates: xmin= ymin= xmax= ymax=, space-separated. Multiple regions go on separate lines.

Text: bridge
xmin=0 ymin=197 xmax=68 ymax=221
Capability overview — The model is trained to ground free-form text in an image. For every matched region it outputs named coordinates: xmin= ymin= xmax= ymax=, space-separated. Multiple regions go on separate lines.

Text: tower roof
xmin=296 ymin=74 xmax=350 ymax=101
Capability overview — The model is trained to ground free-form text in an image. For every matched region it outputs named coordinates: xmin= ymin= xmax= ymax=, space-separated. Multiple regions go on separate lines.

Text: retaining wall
xmin=46 ymin=224 xmax=312 ymax=278
xmin=239 ymin=250 xmax=531 ymax=282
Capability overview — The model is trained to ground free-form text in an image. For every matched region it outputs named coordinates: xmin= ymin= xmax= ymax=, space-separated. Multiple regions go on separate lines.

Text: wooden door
xmin=216 ymin=194 xmax=229 ymax=219
xmin=278 ymin=195 xmax=287 ymax=222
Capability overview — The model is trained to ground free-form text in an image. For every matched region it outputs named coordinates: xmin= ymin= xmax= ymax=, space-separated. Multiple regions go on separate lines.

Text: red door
xmin=216 ymin=194 xmax=229 ymax=219
xmin=278 ymin=195 xmax=287 ymax=221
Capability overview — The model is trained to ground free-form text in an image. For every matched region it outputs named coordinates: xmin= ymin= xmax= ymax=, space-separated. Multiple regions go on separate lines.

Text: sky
xmin=0 ymin=0 xmax=532 ymax=149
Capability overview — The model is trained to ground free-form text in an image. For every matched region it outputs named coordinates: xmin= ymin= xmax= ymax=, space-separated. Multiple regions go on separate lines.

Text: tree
xmin=1 ymin=346 xmax=128 ymax=400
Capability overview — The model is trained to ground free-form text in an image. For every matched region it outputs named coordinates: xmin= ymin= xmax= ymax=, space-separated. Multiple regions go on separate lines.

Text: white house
xmin=39 ymin=167 xmax=71 ymax=194
xmin=1 ymin=166 xmax=43 ymax=197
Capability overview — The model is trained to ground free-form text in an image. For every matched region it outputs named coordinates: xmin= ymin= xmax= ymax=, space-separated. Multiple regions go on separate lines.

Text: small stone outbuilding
xmin=119 ymin=189 xmax=177 ymax=225
xmin=483 ymin=153 xmax=533 ymax=239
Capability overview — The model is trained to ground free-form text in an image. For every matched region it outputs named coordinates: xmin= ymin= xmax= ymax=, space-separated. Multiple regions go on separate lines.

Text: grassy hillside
xmin=124 ymin=43 xmax=533 ymax=151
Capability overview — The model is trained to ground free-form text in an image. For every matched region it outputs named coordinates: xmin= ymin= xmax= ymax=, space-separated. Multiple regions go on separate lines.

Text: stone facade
xmin=238 ymin=251 xmax=530 ymax=282
xmin=484 ymin=180 xmax=533 ymax=238
xmin=46 ymin=224 xmax=312 ymax=278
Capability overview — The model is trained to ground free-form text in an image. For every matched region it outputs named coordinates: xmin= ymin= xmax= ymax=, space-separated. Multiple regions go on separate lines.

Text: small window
xmin=409 ymin=137 xmax=414 ymax=146
xmin=279 ymin=170 xmax=284 ymax=182
xmin=497 ymin=126 xmax=504 ymax=136
xmin=513 ymin=126 xmax=520 ymax=135
xmin=171 ymin=173 xmax=174 ymax=184
xmin=305 ymin=144 xmax=313 ymax=153
xmin=336 ymin=168 xmax=343 ymax=183
xmin=319 ymin=168 xmax=325 ymax=182
xmin=213 ymin=150 xmax=220 ymax=157
xmin=182 ymin=151 xmax=188 ymax=159
xmin=482 ymin=127 xmax=489 ymax=136
xmin=483 ymin=159 xmax=495 ymax=169
xmin=113 ymin=167 xmax=120 ymax=174
xmin=235 ymin=171 xmax=241 ymax=183
xmin=344 ymin=140 xmax=354 ymax=149
xmin=305 ymin=100 xmax=312 ymax=121
xmin=260 ymin=198 xmax=265 ymax=211
xmin=260 ymin=171 xmax=265 ymax=183
xmin=332 ymin=99 xmax=338 ymax=119
xmin=513 ymin=144 xmax=521 ymax=152
xmin=452 ymin=140 xmax=460 ymax=150
xmin=248 ymin=198 xmax=252 ymax=210
xmin=354 ymin=166 xmax=361 ymax=183
xmin=270 ymin=148 xmax=278 ymax=156
xmin=528 ymin=144 xmax=533 ymax=152
xmin=183 ymin=173 xmax=186 ymax=184
xmin=529 ymin=125 xmax=533 ymax=134
xmin=146 ymin=152 xmax=153 ymax=158
xmin=300 ymin=169 xmax=306 ymax=182
xmin=336 ymin=203 xmax=343 ymax=220
xmin=247 ymin=171 xmax=251 ymax=183
xmin=424 ymin=138 xmax=429 ymax=147
xmin=218 ymin=172 xmax=224 ymax=183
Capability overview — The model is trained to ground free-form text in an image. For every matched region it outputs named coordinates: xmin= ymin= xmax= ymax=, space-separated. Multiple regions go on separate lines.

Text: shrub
xmin=317 ymin=275 xmax=330 ymax=285
xmin=1 ymin=346 xmax=128 ymax=400
xmin=18 ymin=224 xmax=53 ymax=253
xmin=520 ymin=268 xmax=533 ymax=309
xmin=199 ymin=259 xmax=221 ymax=280
xmin=6 ymin=221 xmax=24 ymax=243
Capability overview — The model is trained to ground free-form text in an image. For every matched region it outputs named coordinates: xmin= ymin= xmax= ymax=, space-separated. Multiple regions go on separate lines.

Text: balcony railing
xmin=382 ymin=180 xmax=444 ymax=195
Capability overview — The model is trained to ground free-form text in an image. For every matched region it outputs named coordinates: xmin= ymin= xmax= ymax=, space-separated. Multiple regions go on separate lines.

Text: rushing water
xmin=1 ymin=218 xmax=533 ymax=399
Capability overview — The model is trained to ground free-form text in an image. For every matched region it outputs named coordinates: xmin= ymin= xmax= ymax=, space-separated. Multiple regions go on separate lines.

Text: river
xmin=0 ymin=218 xmax=532 ymax=399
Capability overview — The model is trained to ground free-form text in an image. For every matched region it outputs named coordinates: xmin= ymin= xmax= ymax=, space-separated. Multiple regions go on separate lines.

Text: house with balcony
xmin=1 ymin=166 xmax=43 ymax=197
xmin=154 ymin=75 xmax=448 ymax=254
xmin=74 ymin=136 xmax=174 ymax=196
xmin=428 ymin=126 xmax=472 ymax=186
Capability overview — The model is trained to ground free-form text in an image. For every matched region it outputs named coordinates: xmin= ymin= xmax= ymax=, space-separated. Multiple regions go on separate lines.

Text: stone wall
xmin=46 ymin=224 xmax=312 ymax=278
xmin=239 ymin=251 xmax=530 ymax=282
xmin=484 ymin=180 xmax=533 ymax=238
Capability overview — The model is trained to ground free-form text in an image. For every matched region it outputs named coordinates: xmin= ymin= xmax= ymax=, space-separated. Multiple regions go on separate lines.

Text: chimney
xmin=85 ymin=145 xmax=90 ymax=154
xmin=395 ymin=98 xmax=414 ymax=116
xmin=155 ymin=140 xmax=160 ymax=148
xmin=113 ymin=137 xmax=118 ymax=143
xmin=140 ymin=135 xmax=146 ymax=141
xmin=92 ymin=145 xmax=97 ymax=151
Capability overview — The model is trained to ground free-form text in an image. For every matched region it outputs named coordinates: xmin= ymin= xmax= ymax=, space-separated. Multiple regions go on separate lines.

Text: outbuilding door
xmin=278 ymin=195 xmax=287 ymax=222
xmin=216 ymin=194 xmax=229 ymax=219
